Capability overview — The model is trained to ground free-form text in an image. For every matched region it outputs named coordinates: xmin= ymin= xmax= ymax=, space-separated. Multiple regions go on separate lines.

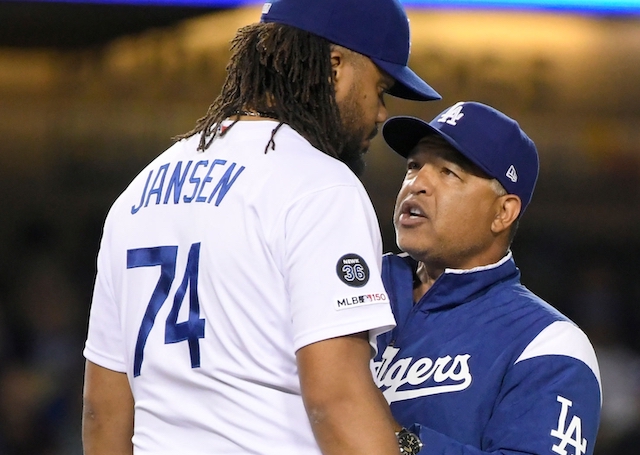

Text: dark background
xmin=0 ymin=1 xmax=220 ymax=48
xmin=0 ymin=2 xmax=639 ymax=454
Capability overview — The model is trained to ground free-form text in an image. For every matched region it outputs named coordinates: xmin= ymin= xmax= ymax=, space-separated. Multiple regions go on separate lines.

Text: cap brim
xmin=382 ymin=116 xmax=495 ymax=179
xmin=383 ymin=116 xmax=440 ymax=157
xmin=373 ymin=58 xmax=441 ymax=101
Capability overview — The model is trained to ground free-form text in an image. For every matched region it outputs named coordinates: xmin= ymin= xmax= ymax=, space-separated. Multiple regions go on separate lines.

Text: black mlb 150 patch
xmin=336 ymin=254 xmax=370 ymax=287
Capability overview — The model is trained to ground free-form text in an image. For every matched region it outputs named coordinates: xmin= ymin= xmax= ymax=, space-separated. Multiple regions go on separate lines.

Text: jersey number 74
xmin=127 ymin=243 xmax=205 ymax=377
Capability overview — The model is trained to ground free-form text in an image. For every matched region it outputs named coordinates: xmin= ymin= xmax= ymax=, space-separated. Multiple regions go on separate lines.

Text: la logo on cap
xmin=437 ymin=102 xmax=465 ymax=126
xmin=506 ymin=165 xmax=518 ymax=183
xmin=262 ymin=2 xmax=272 ymax=14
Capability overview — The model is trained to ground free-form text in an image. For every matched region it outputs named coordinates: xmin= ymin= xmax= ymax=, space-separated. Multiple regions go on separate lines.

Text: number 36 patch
xmin=336 ymin=254 xmax=370 ymax=287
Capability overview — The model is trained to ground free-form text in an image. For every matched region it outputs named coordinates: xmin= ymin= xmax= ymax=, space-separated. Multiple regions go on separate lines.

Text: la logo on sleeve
xmin=550 ymin=395 xmax=587 ymax=455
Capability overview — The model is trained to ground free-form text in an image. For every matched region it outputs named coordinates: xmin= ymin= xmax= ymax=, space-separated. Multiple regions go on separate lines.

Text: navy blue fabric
xmin=382 ymin=102 xmax=539 ymax=213
xmin=260 ymin=0 xmax=441 ymax=101
xmin=374 ymin=253 xmax=601 ymax=455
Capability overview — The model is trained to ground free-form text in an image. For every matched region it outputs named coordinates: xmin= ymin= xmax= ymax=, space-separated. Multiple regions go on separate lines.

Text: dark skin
xmin=83 ymin=362 xmax=134 ymax=455
xmin=234 ymin=45 xmax=394 ymax=176
xmin=83 ymin=333 xmax=401 ymax=455
xmin=231 ymin=48 xmax=399 ymax=455
xmin=82 ymin=46 xmax=401 ymax=455
xmin=297 ymin=333 xmax=402 ymax=455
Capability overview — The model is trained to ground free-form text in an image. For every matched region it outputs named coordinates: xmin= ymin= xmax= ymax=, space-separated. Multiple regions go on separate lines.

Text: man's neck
xmin=413 ymin=262 xmax=441 ymax=303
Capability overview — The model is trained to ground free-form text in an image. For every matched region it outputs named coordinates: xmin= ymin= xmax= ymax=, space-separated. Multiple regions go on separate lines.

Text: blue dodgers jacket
xmin=373 ymin=252 xmax=601 ymax=455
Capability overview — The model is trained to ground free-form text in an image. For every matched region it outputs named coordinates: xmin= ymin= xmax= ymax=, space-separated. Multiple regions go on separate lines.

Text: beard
xmin=336 ymin=90 xmax=377 ymax=177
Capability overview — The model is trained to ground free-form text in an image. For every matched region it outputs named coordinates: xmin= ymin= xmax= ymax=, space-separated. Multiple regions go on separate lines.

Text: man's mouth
xmin=397 ymin=200 xmax=428 ymax=225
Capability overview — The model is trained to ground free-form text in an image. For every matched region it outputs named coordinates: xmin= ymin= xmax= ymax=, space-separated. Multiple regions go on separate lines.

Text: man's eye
xmin=407 ymin=161 xmax=419 ymax=171
xmin=442 ymin=167 xmax=459 ymax=178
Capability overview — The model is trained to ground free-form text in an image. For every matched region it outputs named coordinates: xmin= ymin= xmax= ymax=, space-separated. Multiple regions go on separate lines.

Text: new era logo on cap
xmin=382 ymin=101 xmax=540 ymax=216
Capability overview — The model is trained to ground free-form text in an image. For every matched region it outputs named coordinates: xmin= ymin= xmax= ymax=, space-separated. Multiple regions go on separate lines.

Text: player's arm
xmin=297 ymin=331 xmax=400 ymax=455
xmin=82 ymin=360 xmax=134 ymax=455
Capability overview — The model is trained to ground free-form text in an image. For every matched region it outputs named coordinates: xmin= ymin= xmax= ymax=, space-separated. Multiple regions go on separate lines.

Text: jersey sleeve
xmin=411 ymin=322 xmax=601 ymax=455
xmin=83 ymin=211 xmax=128 ymax=373
xmin=282 ymin=183 xmax=396 ymax=352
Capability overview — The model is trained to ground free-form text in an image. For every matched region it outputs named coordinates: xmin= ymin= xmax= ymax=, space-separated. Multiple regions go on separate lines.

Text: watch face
xmin=397 ymin=428 xmax=423 ymax=454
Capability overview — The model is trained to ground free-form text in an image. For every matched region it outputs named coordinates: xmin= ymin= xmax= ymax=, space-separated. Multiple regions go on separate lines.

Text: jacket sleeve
xmin=410 ymin=326 xmax=601 ymax=455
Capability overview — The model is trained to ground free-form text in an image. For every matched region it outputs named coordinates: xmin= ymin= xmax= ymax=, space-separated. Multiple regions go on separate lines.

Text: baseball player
xmin=81 ymin=0 xmax=441 ymax=454
xmin=373 ymin=102 xmax=602 ymax=454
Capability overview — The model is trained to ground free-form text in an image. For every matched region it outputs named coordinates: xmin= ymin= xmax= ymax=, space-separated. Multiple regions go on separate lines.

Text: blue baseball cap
xmin=260 ymin=0 xmax=441 ymax=101
xmin=383 ymin=101 xmax=539 ymax=214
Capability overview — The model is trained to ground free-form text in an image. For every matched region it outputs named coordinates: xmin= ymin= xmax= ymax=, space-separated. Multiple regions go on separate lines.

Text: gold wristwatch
xmin=396 ymin=427 xmax=423 ymax=454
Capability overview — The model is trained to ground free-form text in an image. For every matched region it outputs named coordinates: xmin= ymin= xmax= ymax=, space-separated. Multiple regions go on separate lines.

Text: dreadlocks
xmin=175 ymin=22 xmax=348 ymax=163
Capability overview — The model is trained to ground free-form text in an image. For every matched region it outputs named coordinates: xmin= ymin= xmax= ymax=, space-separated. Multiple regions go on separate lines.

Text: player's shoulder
xmin=516 ymin=320 xmax=600 ymax=379
xmin=267 ymin=123 xmax=359 ymax=177
xmin=488 ymin=274 xmax=567 ymax=324
xmin=496 ymin=287 xmax=602 ymax=398
xmin=104 ymin=140 xmax=186 ymax=217
xmin=226 ymin=120 xmax=360 ymax=187
xmin=472 ymin=267 xmax=599 ymax=376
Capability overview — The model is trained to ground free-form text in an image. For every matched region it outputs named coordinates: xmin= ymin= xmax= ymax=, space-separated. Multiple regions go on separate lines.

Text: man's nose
xmin=376 ymin=103 xmax=388 ymax=125
xmin=406 ymin=165 xmax=435 ymax=195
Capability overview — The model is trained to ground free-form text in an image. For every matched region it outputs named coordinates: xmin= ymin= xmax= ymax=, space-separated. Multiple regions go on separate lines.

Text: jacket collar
xmin=407 ymin=251 xmax=520 ymax=311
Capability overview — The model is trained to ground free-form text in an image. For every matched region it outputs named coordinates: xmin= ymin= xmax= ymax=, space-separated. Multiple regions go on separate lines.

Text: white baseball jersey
xmin=83 ymin=120 xmax=396 ymax=455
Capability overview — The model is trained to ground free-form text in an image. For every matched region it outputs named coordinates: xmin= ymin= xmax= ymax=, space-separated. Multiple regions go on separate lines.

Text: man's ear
xmin=330 ymin=46 xmax=347 ymax=83
xmin=491 ymin=194 xmax=521 ymax=235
